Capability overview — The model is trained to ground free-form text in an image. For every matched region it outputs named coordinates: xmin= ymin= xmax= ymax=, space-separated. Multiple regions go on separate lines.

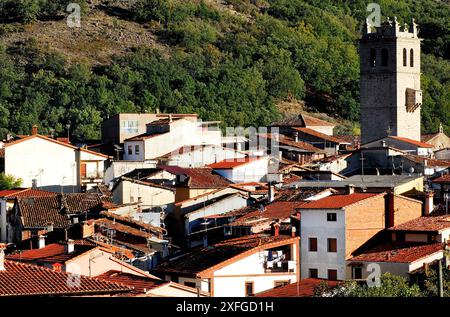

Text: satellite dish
xmin=409 ymin=167 xmax=415 ymax=174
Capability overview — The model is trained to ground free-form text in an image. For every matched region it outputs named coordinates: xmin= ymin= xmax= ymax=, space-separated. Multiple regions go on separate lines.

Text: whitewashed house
xmin=123 ymin=117 xmax=221 ymax=161
xmin=0 ymin=128 xmax=108 ymax=192
xmin=363 ymin=136 xmax=434 ymax=157
xmin=209 ymin=157 xmax=269 ymax=183
xmin=154 ymin=234 xmax=299 ymax=297
xmin=111 ymin=177 xmax=176 ymax=213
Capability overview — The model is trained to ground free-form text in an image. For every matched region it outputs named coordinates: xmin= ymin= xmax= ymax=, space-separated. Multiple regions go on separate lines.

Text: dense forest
xmin=0 ymin=0 xmax=448 ymax=141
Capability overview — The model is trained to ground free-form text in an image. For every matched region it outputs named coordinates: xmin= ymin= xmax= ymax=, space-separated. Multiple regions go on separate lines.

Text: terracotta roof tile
xmin=208 ymin=157 xmax=262 ymax=169
xmin=260 ymin=133 xmax=324 ymax=153
xmin=256 ymin=278 xmax=340 ymax=297
xmin=0 ymin=260 xmax=131 ymax=296
xmin=17 ymin=196 xmax=71 ymax=229
xmin=349 ymin=242 xmax=443 ymax=263
xmin=7 ymin=243 xmax=96 ymax=264
xmin=300 ymin=193 xmax=382 ymax=209
xmin=271 ymin=114 xmax=335 ymax=127
xmin=293 ymin=127 xmax=341 ymax=144
xmin=124 ymin=131 xmax=168 ymax=141
xmin=403 ymin=155 xmax=450 ymax=167
xmin=432 ymin=174 xmax=450 ymax=183
xmin=96 ymin=270 xmax=168 ymax=293
xmin=161 ymin=166 xmax=232 ymax=188
xmin=388 ymin=215 xmax=450 ymax=232
xmin=0 ymin=188 xmax=57 ymax=198
xmin=154 ymin=234 xmax=296 ymax=276
xmin=389 ymin=136 xmax=434 ymax=148
xmin=229 ymin=201 xmax=305 ymax=227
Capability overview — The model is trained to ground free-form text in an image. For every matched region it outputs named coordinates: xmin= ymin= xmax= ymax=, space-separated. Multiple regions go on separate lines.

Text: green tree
xmin=0 ymin=173 xmax=23 ymax=190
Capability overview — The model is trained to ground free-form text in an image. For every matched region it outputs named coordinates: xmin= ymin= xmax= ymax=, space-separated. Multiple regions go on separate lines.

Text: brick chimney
xmin=385 ymin=192 xmax=395 ymax=228
xmin=271 ymin=220 xmax=281 ymax=237
xmin=31 ymin=125 xmax=38 ymax=135
xmin=424 ymin=191 xmax=435 ymax=216
xmin=38 ymin=235 xmax=46 ymax=249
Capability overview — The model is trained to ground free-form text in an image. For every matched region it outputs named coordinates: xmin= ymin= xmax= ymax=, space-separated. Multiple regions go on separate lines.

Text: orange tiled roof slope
xmin=228 ymin=201 xmax=305 ymax=227
xmin=433 ymin=174 xmax=450 ymax=183
xmin=0 ymin=188 xmax=57 ymax=198
xmin=349 ymin=242 xmax=443 ymax=263
xmin=7 ymin=243 xmax=96 ymax=264
xmin=293 ymin=127 xmax=342 ymax=144
xmin=256 ymin=278 xmax=340 ymax=297
xmin=96 ymin=270 xmax=168 ymax=294
xmin=389 ymin=136 xmax=434 ymax=148
xmin=0 ymin=260 xmax=132 ymax=296
xmin=161 ymin=166 xmax=232 ymax=188
xmin=388 ymin=215 xmax=450 ymax=232
xmin=259 ymin=133 xmax=324 ymax=152
xmin=300 ymin=193 xmax=382 ymax=209
xmin=154 ymin=234 xmax=296 ymax=276
xmin=208 ymin=157 xmax=261 ymax=169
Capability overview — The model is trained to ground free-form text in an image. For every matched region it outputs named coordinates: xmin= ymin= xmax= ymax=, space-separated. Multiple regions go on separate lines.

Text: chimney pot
xmin=424 ymin=191 xmax=435 ymax=216
xmin=291 ymin=226 xmax=297 ymax=238
xmin=346 ymin=184 xmax=355 ymax=195
xmin=66 ymin=239 xmax=75 ymax=254
xmin=38 ymin=235 xmax=46 ymax=249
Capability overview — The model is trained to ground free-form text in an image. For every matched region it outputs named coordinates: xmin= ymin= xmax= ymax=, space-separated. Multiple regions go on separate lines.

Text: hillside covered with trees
xmin=0 ymin=0 xmax=448 ymax=141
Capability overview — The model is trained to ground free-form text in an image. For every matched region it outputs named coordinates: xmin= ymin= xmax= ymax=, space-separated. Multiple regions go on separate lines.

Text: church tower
xmin=360 ymin=17 xmax=422 ymax=144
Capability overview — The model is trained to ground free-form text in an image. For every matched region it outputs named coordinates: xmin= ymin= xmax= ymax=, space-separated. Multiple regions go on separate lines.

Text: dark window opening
xmin=245 ymin=282 xmax=254 ymax=297
xmin=403 ymin=48 xmax=407 ymax=66
xmin=309 ymin=268 xmax=318 ymax=278
xmin=327 ymin=213 xmax=337 ymax=222
xmin=184 ymin=282 xmax=196 ymax=288
xmin=410 ymin=49 xmax=414 ymax=67
xmin=381 ymin=48 xmax=388 ymax=66
xmin=328 ymin=269 xmax=338 ymax=281
xmin=327 ymin=238 xmax=337 ymax=252
xmin=369 ymin=48 xmax=376 ymax=67
xmin=309 ymin=237 xmax=318 ymax=252
xmin=353 ymin=267 xmax=363 ymax=280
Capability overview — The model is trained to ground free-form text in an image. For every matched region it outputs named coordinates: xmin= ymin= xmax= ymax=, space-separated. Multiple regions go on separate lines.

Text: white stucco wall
xmin=301 ymin=209 xmax=346 ymax=280
xmin=5 ymin=137 xmax=78 ymax=191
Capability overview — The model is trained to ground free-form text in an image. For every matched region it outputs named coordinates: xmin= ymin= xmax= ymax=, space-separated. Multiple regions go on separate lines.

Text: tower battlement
xmin=362 ymin=17 xmax=418 ymax=39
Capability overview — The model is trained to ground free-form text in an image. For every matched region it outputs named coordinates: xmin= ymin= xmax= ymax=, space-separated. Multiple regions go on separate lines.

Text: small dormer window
xmin=370 ymin=49 xmax=376 ymax=67
xmin=410 ymin=49 xmax=414 ymax=67
xmin=381 ymin=48 xmax=388 ymax=66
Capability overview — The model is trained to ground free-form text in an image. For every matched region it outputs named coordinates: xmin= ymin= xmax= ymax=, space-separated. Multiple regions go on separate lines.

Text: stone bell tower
xmin=360 ymin=17 xmax=422 ymax=144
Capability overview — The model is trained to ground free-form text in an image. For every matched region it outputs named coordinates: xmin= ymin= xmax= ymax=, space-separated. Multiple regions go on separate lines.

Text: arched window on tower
xmin=403 ymin=48 xmax=407 ymax=66
xmin=370 ymin=48 xmax=376 ymax=67
xmin=410 ymin=49 xmax=414 ymax=67
xmin=381 ymin=48 xmax=388 ymax=66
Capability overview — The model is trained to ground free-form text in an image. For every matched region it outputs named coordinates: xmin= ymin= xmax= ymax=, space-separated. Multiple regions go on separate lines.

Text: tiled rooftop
xmin=96 ymin=270 xmax=168 ymax=294
xmin=0 ymin=260 xmax=132 ymax=296
xmin=161 ymin=166 xmax=232 ymax=188
xmin=388 ymin=215 xmax=450 ymax=232
xmin=432 ymin=174 xmax=450 ymax=183
xmin=260 ymin=133 xmax=324 ymax=152
xmin=389 ymin=136 xmax=434 ymax=148
xmin=208 ymin=157 xmax=261 ymax=169
xmin=7 ymin=243 xmax=96 ymax=264
xmin=256 ymin=279 xmax=340 ymax=297
xmin=300 ymin=193 xmax=382 ymax=209
xmin=154 ymin=234 xmax=296 ymax=276
xmin=271 ymin=114 xmax=335 ymax=127
xmin=0 ymin=188 xmax=57 ymax=198
xmin=349 ymin=242 xmax=443 ymax=263
xmin=228 ymin=201 xmax=305 ymax=227
xmin=293 ymin=127 xmax=342 ymax=144
xmin=17 ymin=196 xmax=71 ymax=229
